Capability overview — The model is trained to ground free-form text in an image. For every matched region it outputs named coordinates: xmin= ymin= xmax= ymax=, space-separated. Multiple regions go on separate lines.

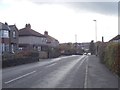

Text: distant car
xmin=83 ymin=53 xmax=87 ymax=55
xmin=87 ymin=53 xmax=91 ymax=55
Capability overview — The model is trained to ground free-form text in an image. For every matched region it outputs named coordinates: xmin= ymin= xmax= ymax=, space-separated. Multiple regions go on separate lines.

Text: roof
xmin=46 ymin=35 xmax=58 ymax=41
xmin=9 ymin=25 xmax=18 ymax=31
xmin=45 ymin=34 xmax=59 ymax=44
xmin=0 ymin=22 xmax=10 ymax=30
xmin=19 ymin=27 xmax=45 ymax=37
xmin=109 ymin=35 xmax=120 ymax=41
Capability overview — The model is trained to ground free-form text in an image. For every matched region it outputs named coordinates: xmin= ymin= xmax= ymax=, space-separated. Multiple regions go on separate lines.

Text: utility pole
xmin=75 ymin=34 xmax=77 ymax=54
xmin=93 ymin=20 xmax=98 ymax=56
xmin=75 ymin=34 xmax=77 ymax=43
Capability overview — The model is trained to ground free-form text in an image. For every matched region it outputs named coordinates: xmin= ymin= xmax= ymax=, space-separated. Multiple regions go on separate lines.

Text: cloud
xmin=66 ymin=2 xmax=118 ymax=16
xmin=30 ymin=1 xmax=118 ymax=16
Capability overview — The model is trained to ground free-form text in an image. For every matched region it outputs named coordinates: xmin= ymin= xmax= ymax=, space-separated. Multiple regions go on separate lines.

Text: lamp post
xmin=93 ymin=20 xmax=97 ymax=42
xmin=93 ymin=20 xmax=98 ymax=56
xmin=75 ymin=34 xmax=77 ymax=54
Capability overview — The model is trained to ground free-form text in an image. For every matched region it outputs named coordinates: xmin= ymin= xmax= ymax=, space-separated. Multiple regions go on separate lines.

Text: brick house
xmin=18 ymin=24 xmax=47 ymax=51
xmin=0 ymin=22 xmax=19 ymax=54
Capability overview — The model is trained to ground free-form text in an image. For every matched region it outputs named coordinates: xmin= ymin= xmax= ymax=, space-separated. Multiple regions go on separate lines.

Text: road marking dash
xmin=84 ymin=57 xmax=88 ymax=88
xmin=4 ymin=70 xmax=36 ymax=84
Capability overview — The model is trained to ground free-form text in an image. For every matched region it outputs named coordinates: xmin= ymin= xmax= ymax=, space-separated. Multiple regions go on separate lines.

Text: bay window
xmin=0 ymin=30 xmax=9 ymax=38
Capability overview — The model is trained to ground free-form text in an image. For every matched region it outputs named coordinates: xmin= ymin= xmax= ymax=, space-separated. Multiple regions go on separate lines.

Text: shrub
xmin=104 ymin=42 xmax=120 ymax=76
xmin=98 ymin=42 xmax=107 ymax=63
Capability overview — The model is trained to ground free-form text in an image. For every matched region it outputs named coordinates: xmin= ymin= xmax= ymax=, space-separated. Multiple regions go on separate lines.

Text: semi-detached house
xmin=0 ymin=22 xmax=18 ymax=54
xmin=18 ymin=24 xmax=47 ymax=51
xmin=18 ymin=24 xmax=60 ymax=58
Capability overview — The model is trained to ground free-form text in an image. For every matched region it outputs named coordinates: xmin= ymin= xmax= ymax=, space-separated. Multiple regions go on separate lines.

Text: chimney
xmin=44 ymin=31 xmax=48 ymax=35
xmin=102 ymin=36 xmax=104 ymax=42
xmin=5 ymin=22 xmax=8 ymax=25
xmin=25 ymin=23 xmax=31 ymax=29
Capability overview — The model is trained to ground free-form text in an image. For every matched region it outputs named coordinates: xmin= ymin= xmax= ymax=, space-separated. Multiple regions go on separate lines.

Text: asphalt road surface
xmin=2 ymin=55 xmax=118 ymax=88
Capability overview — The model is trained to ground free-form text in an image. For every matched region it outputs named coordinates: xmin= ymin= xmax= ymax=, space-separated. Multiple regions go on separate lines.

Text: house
xmin=109 ymin=35 xmax=120 ymax=42
xmin=0 ymin=22 xmax=19 ymax=54
xmin=43 ymin=31 xmax=60 ymax=58
xmin=18 ymin=24 xmax=47 ymax=51
xmin=80 ymin=42 xmax=90 ymax=52
xmin=44 ymin=31 xmax=59 ymax=47
xmin=9 ymin=25 xmax=19 ymax=53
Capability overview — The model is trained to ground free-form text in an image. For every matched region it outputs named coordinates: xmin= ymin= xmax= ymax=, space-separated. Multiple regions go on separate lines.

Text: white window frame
xmin=1 ymin=30 xmax=9 ymax=38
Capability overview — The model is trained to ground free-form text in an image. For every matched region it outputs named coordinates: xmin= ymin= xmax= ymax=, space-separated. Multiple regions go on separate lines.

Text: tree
xmin=89 ymin=40 xmax=96 ymax=55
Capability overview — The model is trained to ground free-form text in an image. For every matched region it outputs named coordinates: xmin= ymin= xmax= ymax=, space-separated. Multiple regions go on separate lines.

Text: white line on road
xmin=4 ymin=71 xmax=36 ymax=84
xmin=84 ymin=57 xmax=88 ymax=88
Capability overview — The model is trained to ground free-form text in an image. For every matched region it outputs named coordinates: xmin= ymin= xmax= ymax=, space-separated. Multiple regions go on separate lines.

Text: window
xmin=0 ymin=30 xmax=9 ymax=38
xmin=2 ymin=43 xmax=5 ymax=52
xmin=13 ymin=31 xmax=16 ymax=38
xmin=19 ymin=47 xmax=23 ymax=50
xmin=0 ymin=30 xmax=2 ymax=38
xmin=5 ymin=44 xmax=9 ymax=52
xmin=0 ymin=44 xmax=2 ymax=54
xmin=38 ymin=46 xmax=41 ymax=51
xmin=11 ymin=44 xmax=14 ymax=53
xmin=2 ymin=44 xmax=9 ymax=52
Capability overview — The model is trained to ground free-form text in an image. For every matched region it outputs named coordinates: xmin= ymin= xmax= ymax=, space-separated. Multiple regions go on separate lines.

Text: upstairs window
xmin=0 ymin=30 xmax=9 ymax=38
xmin=13 ymin=31 xmax=16 ymax=38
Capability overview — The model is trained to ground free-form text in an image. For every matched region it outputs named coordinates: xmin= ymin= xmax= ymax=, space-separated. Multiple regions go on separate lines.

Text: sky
xmin=0 ymin=0 xmax=119 ymax=43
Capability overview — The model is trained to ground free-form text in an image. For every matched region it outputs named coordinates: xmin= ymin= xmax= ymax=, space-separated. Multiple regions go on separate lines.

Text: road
xmin=2 ymin=55 xmax=118 ymax=88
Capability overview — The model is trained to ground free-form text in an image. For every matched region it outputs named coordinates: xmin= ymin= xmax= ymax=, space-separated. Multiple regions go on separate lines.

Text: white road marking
xmin=84 ymin=57 xmax=88 ymax=88
xmin=32 ymin=55 xmax=87 ymax=88
xmin=46 ymin=63 xmax=56 ymax=68
xmin=4 ymin=71 xmax=36 ymax=84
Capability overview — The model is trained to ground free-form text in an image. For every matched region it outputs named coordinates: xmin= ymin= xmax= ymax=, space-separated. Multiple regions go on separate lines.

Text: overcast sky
xmin=0 ymin=0 xmax=119 ymax=43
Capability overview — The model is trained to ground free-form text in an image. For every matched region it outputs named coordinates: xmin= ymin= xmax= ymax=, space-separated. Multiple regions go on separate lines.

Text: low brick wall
xmin=39 ymin=51 xmax=48 ymax=59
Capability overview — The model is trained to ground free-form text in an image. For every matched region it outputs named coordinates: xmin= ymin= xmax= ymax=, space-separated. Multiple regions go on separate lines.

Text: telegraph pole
xmin=93 ymin=20 xmax=98 ymax=56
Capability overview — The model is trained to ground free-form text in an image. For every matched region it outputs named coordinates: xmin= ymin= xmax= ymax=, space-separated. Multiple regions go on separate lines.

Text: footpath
xmin=87 ymin=55 xmax=119 ymax=88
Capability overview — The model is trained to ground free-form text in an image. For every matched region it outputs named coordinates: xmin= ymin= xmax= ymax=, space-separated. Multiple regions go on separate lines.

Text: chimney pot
xmin=25 ymin=24 xmax=31 ymax=29
xmin=44 ymin=31 xmax=48 ymax=35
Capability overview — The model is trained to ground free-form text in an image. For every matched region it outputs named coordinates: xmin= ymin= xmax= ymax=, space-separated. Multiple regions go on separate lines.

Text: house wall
xmin=112 ymin=39 xmax=120 ymax=43
xmin=0 ymin=27 xmax=10 ymax=53
xmin=46 ymin=38 xmax=59 ymax=47
xmin=19 ymin=36 xmax=46 ymax=45
xmin=9 ymin=27 xmax=19 ymax=53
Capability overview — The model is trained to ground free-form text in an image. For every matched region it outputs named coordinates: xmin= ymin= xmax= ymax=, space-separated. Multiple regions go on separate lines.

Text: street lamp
xmin=93 ymin=20 xmax=98 ymax=56
xmin=93 ymin=20 xmax=97 ymax=42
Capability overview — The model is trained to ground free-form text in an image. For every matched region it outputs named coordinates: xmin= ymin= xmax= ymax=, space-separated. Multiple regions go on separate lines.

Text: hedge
xmin=98 ymin=42 xmax=120 ymax=77
xmin=2 ymin=50 xmax=39 ymax=68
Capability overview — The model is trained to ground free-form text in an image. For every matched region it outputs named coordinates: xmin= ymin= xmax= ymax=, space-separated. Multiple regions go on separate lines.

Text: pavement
xmin=2 ymin=55 xmax=119 ymax=88
xmin=87 ymin=55 xmax=119 ymax=88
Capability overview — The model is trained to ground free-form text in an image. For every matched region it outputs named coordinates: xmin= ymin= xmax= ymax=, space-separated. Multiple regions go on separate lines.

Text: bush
xmin=98 ymin=42 xmax=107 ymax=63
xmin=98 ymin=42 xmax=120 ymax=77
xmin=2 ymin=50 xmax=39 ymax=68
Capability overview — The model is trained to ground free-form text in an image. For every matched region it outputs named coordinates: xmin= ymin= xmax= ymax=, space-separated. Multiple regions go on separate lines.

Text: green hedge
xmin=2 ymin=50 xmax=39 ymax=68
xmin=2 ymin=50 xmax=39 ymax=61
xmin=98 ymin=42 xmax=120 ymax=77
